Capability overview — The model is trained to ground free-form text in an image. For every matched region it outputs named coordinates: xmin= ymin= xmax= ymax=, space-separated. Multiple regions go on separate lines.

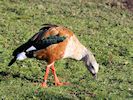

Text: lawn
xmin=0 ymin=0 xmax=133 ymax=99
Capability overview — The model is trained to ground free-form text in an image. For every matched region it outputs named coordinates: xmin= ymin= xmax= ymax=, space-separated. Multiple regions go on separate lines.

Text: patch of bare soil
xmin=122 ymin=0 xmax=133 ymax=11
xmin=106 ymin=0 xmax=133 ymax=12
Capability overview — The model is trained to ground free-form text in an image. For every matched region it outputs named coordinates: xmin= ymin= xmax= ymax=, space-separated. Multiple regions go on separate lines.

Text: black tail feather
xmin=8 ymin=57 xmax=17 ymax=66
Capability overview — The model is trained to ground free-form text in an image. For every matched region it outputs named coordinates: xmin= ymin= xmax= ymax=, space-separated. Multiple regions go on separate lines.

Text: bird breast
xmin=63 ymin=35 xmax=87 ymax=60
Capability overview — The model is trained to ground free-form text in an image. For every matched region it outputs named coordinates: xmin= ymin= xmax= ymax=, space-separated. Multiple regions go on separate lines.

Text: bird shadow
xmin=0 ymin=71 xmax=40 ymax=83
xmin=30 ymin=89 xmax=75 ymax=100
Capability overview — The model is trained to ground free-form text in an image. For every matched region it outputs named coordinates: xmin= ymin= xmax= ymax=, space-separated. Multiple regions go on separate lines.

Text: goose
xmin=8 ymin=24 xmax=99 ymax=87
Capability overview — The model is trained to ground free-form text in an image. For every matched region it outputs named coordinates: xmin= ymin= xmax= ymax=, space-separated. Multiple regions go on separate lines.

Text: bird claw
xmin=41 ymin=82 xmax=48 ymax=88
xmin=55 ymin=82 xmax=70 ymax=86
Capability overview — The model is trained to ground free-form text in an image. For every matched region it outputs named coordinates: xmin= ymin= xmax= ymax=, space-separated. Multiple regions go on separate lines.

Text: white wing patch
xmin=26 ymin=46 xmax=36 ymax=52
xmin=17 ymin=46 xmax=37 ymax=60
xmin=17 ymin=52 xmax=27 ymax=60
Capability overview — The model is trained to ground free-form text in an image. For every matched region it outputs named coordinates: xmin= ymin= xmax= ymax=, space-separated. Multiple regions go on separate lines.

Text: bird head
xmin=86 ymin=61 xmax=99 ymax=78
xmin=82 ymin=54 xmax=99 ymax=78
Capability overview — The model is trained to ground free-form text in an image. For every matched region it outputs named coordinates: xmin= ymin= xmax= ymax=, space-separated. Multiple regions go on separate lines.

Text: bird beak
xmin=88 ymin=67 xmax=97 ymax=78
xmin=92 ymin=73 xmax=97 ymax=79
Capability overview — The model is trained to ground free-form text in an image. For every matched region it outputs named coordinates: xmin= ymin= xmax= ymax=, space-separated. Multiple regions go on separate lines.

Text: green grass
xmin=0 ymin=0 xmax=133 ymax=99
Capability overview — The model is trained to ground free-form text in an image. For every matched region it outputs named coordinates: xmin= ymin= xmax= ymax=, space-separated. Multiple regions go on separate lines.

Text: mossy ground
xmin=0 ymin=0 xmax=133 ymax=99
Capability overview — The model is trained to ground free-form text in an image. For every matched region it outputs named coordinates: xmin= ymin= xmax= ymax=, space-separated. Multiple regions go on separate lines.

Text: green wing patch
xmin=34 ymin=35 xmax=66 ymax=49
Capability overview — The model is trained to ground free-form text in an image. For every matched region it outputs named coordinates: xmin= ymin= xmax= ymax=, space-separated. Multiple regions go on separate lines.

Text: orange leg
xmin=51 ymin=64 xmax=70 ymax=86
xmin=41 ymin=62 xmax=54 ymax=87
